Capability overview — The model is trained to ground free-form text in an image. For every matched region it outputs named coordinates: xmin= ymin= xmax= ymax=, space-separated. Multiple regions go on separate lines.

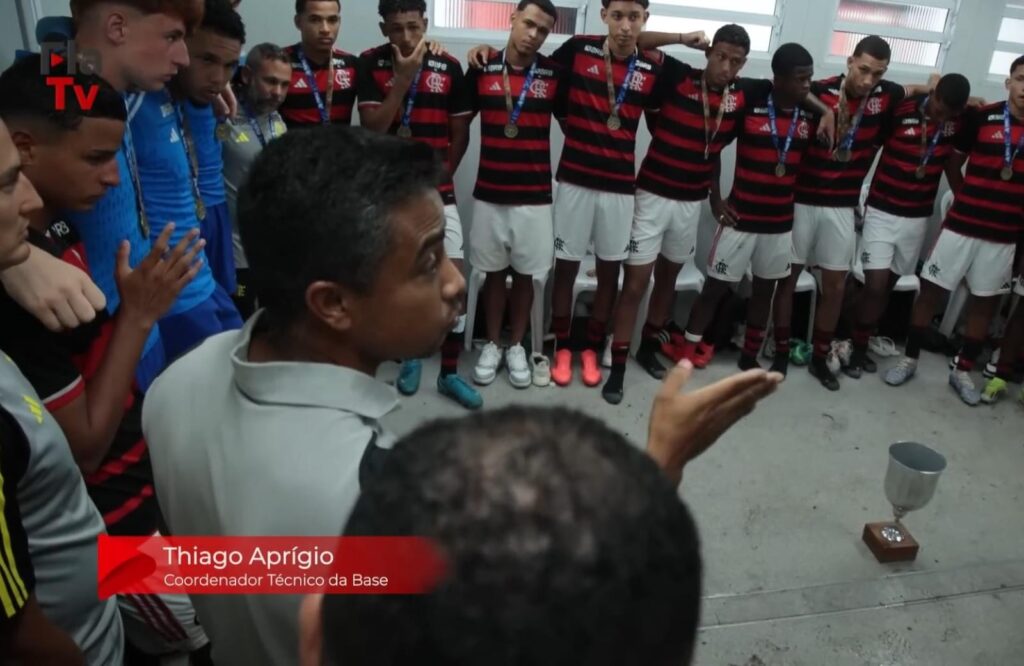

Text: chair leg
xmin=531 ymin=276 xmax=547 ymax=354
xmin=630 ymin=280 xmax=655 ymax=355
xmin=464 ymin=270 xmax=484 ymax=351
xmin=938 ymin=283 xmax=969 ymax=338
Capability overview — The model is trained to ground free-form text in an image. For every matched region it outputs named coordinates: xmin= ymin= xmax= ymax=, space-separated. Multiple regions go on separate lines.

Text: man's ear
xmin=9 ymin=129 xmax=38 ymax=166
xmin=306 ymin=280 xmax=354 ymax=333
xmin=105 ymin=10 xmax=130 ymax=46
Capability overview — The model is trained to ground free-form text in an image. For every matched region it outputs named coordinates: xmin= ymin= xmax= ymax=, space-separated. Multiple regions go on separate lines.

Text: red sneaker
xmin=662 ymin=338 xmax=696 ymax=364
xmin=691 ymin=341 xmax=716 ymax=369
xmin=580 ymin=350 xmax=602 ymax=387
xmin=551 ymin=349 xmax=573 ymax=386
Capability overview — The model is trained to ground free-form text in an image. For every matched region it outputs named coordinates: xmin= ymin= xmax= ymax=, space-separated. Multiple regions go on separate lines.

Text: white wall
xmin=2 ymin=0 xmax=1017 ymax=258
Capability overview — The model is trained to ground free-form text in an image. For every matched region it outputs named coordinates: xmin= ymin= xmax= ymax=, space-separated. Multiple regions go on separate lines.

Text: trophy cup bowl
xmin=863 ymin=442 xmax=947 ymax=563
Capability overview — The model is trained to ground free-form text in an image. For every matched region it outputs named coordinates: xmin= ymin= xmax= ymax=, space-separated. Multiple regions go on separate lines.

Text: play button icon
xmin=50 ymin=52 xmax=64 ymax=68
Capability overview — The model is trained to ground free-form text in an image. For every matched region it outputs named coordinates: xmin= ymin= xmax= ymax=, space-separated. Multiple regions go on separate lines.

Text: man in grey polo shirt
xmin=143 ymin=126 xmax=467 ymax=666
xmin=222 ymin=42 xmax=291 ymax=317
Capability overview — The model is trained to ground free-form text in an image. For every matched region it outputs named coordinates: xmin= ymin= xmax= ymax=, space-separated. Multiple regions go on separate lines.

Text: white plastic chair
xmin=464 ymin=268 xmax=548 ymax=353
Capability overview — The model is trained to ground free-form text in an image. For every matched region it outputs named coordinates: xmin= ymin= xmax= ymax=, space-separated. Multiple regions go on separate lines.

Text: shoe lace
xmin=895 ymin=356 xmax=917 ymax=372
xmin=482 ymin=343 xmax=502 ymax=365
xmin=507 ymin=345 xmax=527 ymax=367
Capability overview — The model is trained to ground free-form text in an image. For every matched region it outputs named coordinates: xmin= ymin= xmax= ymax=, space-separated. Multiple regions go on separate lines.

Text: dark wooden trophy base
xmin=862 ymin=522 xmax=919 ymax=562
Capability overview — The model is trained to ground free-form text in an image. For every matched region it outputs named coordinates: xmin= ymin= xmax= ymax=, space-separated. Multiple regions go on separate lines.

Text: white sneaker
xmin=868 ymin=336 xmax=900 ymax=358
xmin=506 ymin=344 xmax=532 ymax=388
xmin=831 ymin=339 xmax=853 ymax=367
xmin=531 ymin=352 xmax=551 ymax=387
xmin=761 ymin=330 xmax=776 ymax=360
xmin=473 ymin=342 xmax=503 ymax=386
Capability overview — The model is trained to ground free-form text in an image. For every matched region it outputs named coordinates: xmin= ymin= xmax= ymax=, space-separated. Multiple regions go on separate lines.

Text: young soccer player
xmin=846 ymin=74 xmax=971 ymax=377
xmin=280 ymin=0 xmax=358 ymax=128
xmin=358 ymin=0 xmax=482 ymax=409
xmin=0 ymin=55 xmax=213 ymax=661
xmin=178 ymin=0 xmax=247 ymax=296
xmin=772 ymin=36 xmax=921 ymax=390
xmin=886 ymin=56 xmax=1024 ymax=406
xmin=129 ymin=0 xmax=244 ymax=363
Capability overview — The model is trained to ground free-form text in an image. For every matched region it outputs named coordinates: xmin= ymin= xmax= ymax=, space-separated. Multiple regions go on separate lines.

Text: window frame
xmin=826 ymin=0 xmax=961 ymax=74
xmin=989 ymin=3 xmax=1024 ymax=80
xmin=645 ymin=0 xmax=784 ymax=60
xmin=427 ymin=0 xmax=590 ymax=46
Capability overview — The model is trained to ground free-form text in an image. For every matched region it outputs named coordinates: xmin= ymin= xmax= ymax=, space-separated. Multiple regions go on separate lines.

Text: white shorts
xmin=792 ymin=204 xmax=856 ymax=271
xmin=469 ymin=200 xmax=554 ymax=277
xmin=444 ymin=204 xmax=464 ymax=260
xmin=121 ymin=592 xmax=209 ymax=655
xmin=707 ymin=226 xmax=793 ymax=283
xmin=553 ymin=181 xmax=634 ymax=262
xmin=626 ymin=190 xmax=701 ymax=266
xmin=922 ymin=229 xmax=1015 ymax=297
xmin=860 ymin=206 xmax=928 ymax=276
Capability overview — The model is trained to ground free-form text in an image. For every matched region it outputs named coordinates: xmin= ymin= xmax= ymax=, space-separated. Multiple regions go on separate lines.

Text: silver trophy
xmin=863 ymin=441 xmax=947 ymax=562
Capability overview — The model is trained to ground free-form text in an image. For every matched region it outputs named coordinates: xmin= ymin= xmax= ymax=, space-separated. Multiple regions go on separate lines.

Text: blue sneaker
xmin=396 ymin=359 xmax=422 ymax=396
xmin=437 ymin=374 xmax=483 ymax=410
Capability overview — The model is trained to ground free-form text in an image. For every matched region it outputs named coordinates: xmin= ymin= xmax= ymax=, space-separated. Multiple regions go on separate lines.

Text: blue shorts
xmin=201 ymin=201 xmax=236 ymax=295
xmin=159 ymin=285 xmax=243 ymax=362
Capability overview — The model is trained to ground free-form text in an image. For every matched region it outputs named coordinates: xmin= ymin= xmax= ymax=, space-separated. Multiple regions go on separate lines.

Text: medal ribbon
xmin=503 ymin=54 xmax=538 ymax=130
xmin=917 ymin=97 xmax=944 ymax=172
xmin=298 ymin=47 xmax=335 ymax=125
xmin=836 ymin=80 xmax=870 ymax=154
xmin=604 ymin=40 xmax=638 ymax=121
xmin=399 ymin=65 xmax=424 ymax=133
xmin=701 ymin=74 xmax=729 ymax=160
xmin=768 ymin=93 xmax=800 ymax=170
xmin=1002 ymin=101 xmax=1024 ymax=172
xmin=244 ymin=103 xmax=277 ymax=148
xmin=175 ymin=104 xmax=206 ymax=218
xmin=122 ymin=121 xmax=149 ymax=237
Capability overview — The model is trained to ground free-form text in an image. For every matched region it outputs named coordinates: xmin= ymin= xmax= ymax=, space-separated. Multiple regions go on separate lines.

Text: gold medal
xmin=835 ymin=148 xmax=852 ymax=163
xmin=138 ymin=210 xmax=149 ymax=238
xmin=397 ymin=125 xmax=413 ymax=138
xmin=775 ymin=163 xmax=786 ymax=178
xmin=216 ymin=123 xmax=232 ymax=142
xmin=607 ymin=115 xmax=622 ymax=131
xmin=915 ymin=166 xmax=927 ymax=180
xmin=1001 ymin=165 xmax=1014 ymax=181
xmin=196 ymin=199 xmax=207 ymax=221
xmin=504 ymin=124 xmax=519 ymax=139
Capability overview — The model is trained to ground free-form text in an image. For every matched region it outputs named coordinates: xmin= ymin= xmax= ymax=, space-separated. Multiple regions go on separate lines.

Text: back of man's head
xmin=72 ymin=0 xmax=205 ymax=32
xmin=0 ymin=54 xmax=126 ymax=132
xmin=237 ymin=126 xmax=442 ymax=332
xmin=322 ymin=406 xmax=704 ymax=666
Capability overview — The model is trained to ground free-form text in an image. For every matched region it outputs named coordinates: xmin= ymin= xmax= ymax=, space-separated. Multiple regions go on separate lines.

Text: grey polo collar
xmin=230 ymin=311 xmax=399 ymax=419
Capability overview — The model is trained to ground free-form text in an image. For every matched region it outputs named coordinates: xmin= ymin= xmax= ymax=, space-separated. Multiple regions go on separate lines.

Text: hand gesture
xmin=426 ymin=40 xmax=448 ymax=57
xmin=682 ymin=31 xmax=710 ymax=51
xmin=115 ymin=224 xmax=204 ymax=328
xmin=214 ymin=85 xmax=238 ymax=120
xmin=646 ymin=362 xmax=782 ymax=485
xmin=711 ymin=196 xmax=739 ymax=227
xmin=467 ymin=45 xmax=495 ymax=69
xmin=393 ymin=39 xmax=428 ymax=82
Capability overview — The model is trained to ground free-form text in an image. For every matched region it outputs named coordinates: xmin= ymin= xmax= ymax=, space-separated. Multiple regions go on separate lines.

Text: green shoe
xmin=981 ymin=377 xmax=1007 ymax=404
xmin=790 ymin=340 xmax=812 ymax=366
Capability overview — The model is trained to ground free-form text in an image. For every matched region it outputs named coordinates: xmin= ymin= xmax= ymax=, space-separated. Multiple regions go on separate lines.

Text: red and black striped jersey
xmin=638 ymin=58 xmax=770 ymax=202
xmin=867 ymin=94 xmax=964 ymax=219
xmin=946 ymin=101 xmax=1024 ymax=243
xmin=552 ymin=35 xmax=663 ymax=194
xmin=730 ymin=86 xmax=818 ymax=234
xmin=357 ymin=45 xmax=472 ymax=206
xmin=795 ymin=75 xmax=905 ymax=208
xmin=0 ymin=223 xmax=156 ymax=538
xmin=279 ymin=44 xmax=358 ymax=129
xmin=466 ymin=51 xmax=562 ymax=206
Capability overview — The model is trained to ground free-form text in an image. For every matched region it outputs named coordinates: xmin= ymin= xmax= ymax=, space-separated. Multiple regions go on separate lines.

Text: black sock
xmin=905 ymin=325 xmax=927 ymax=359
xmin=602 ymin=365 xmax=625 ymax=404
